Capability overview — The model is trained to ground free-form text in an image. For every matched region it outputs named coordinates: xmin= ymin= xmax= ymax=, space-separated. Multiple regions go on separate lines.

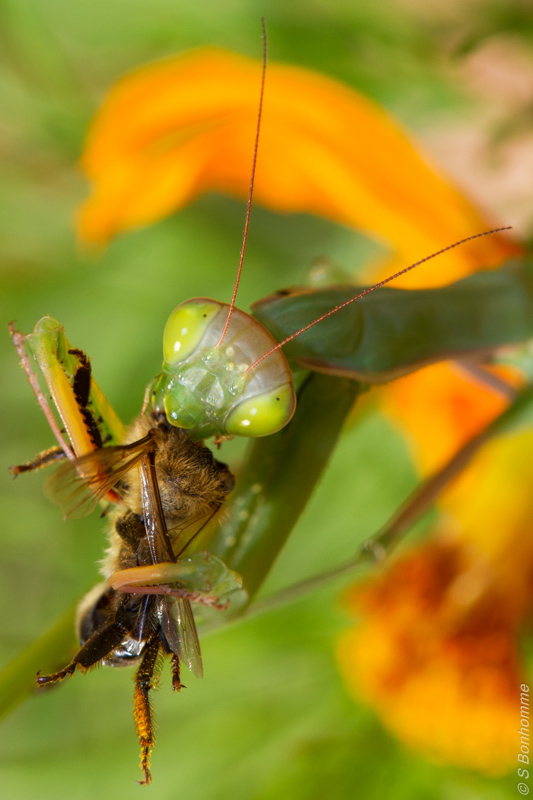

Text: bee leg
xmin=10 ymin=445 xmax=66 ymax=476
xmin=36 ymin=621 xmax=128 ymax=686
xmin=169 ymin=655 xmax=184 ymax=692
xmin=159 ymin=633 xmax=184 ymax=692
xmin=133 ymin=631 xmax=161 ymax=786
xmin=114 ymin=511 xmax=146 ymax=550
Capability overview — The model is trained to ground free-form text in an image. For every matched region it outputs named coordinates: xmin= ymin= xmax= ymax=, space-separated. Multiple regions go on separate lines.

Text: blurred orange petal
xmin=381 ymin=361 xmax=524 ymax=473
xmin=439 ymin=426 xmax=533 ymax=590
xmin=78 ymin=47 xmax=517 ymax=280
xmin=338 ymin=418 xmax=533 ymax=772
xmin=338 ymin=538 xmax=526 ymax=773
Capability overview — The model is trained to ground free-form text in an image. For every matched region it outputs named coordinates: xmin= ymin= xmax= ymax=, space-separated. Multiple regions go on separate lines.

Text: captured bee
xmin=32 ymin=409 xmax=236 ymax=784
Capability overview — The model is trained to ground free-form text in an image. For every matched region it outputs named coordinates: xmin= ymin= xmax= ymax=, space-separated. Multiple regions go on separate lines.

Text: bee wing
xmin=168 ymin=510 xmax=218 ymax=560
xmin=45 ymin=434 xmax=153 ymax=519
xmin=160 ymin=597 xmax=203 ymax=679
xmin=138 ymin=447 xmax=203 ymax=679
xmin=138 ymin=452 xmax=175 ymax=564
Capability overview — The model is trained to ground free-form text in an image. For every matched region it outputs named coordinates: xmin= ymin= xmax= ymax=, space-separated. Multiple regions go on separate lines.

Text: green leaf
xmin=252 ymin=260 xmax=533 ymax=381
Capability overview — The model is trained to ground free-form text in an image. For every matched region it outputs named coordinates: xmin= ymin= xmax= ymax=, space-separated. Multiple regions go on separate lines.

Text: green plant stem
xmin=0 ymin=607 xmax=77 ymax=721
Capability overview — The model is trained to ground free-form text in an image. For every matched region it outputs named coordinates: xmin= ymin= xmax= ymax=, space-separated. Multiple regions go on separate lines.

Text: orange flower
xmin=380 ymin=361 xmax=524 ymax=474
xmin=78 ymin=47 xmax=516 ymax=283
xmin=338 ymin=539 xmax=523 ymax=774
xmin=338 ymin=426 xmax=533 ymax=773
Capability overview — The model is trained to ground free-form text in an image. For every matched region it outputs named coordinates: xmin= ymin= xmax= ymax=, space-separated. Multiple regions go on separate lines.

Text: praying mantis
xmin=7 ymin=31 xmax=533 ymax=787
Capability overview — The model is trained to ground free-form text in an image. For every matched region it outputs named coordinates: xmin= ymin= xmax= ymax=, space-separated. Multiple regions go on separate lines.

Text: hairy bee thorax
xmin=120 ymin=411 xmax=234 ymax=527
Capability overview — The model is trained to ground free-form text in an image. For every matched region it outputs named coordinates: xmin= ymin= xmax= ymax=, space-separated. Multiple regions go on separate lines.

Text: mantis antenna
xmin=216 ymin=17 xmax=267 ymax=349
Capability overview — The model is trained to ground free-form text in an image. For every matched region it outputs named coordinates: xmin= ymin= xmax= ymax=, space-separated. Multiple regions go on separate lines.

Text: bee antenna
xmin=216 ymin=18 xmax=267 ymax=349
xmin=245 ymin=226 xmax=513 ymax=376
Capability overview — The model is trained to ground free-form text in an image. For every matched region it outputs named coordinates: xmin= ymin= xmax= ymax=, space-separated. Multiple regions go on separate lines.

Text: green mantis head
xmin=149 ymin=298 xmax=296 ymax=440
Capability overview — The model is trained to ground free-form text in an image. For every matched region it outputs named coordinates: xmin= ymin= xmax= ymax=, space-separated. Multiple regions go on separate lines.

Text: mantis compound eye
xmin=163 ymin=300 xmax=221 ymax=365
xmin=225 ymin=383 xmax=295 ymax=437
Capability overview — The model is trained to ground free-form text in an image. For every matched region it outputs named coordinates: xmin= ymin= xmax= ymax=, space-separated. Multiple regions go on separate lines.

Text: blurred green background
xmin=1 ymin=0 xmax=531 ymax=797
